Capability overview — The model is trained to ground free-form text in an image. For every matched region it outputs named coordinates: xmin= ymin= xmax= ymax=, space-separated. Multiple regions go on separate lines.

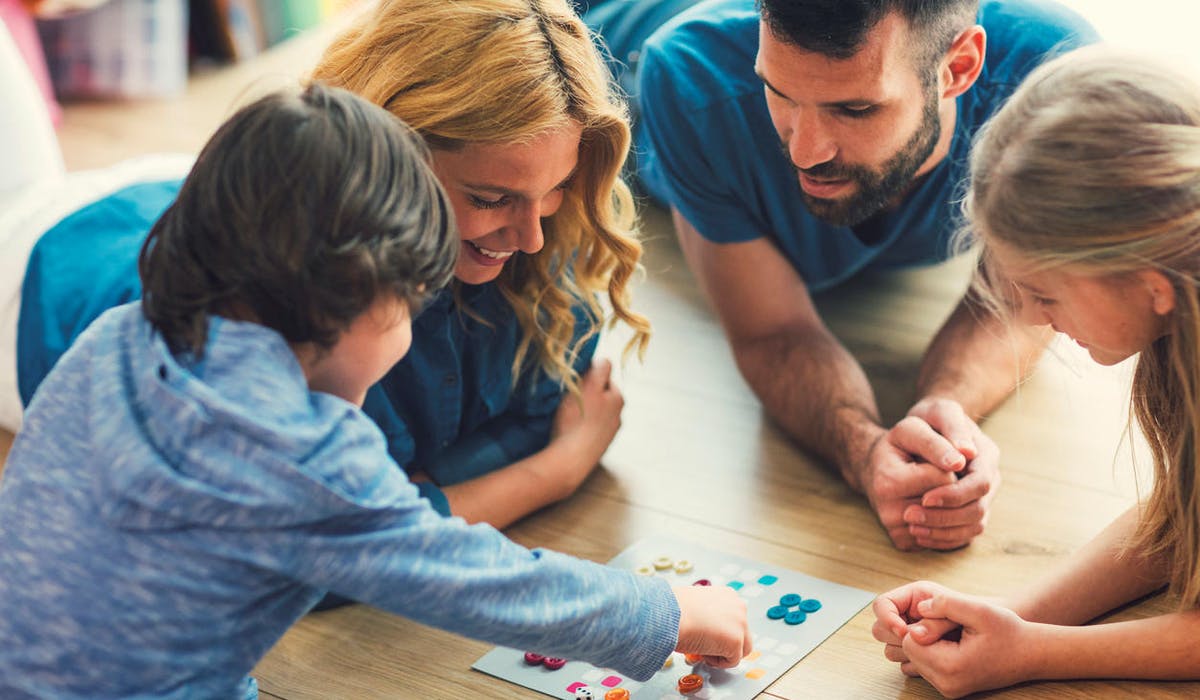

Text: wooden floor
xmin=4 ymin=12 xmax=1199 ymax=700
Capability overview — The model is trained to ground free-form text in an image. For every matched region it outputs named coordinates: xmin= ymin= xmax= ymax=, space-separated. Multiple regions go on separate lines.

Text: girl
xmin=5 ymin=0 xmax=648 ymax=530
xmin=872 ymin=46 xmax=1200 ymax=697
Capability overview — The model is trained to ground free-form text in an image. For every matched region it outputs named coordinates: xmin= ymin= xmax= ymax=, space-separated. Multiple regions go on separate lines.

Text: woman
xmin=4 ymin=0 xmax=650 ymax=529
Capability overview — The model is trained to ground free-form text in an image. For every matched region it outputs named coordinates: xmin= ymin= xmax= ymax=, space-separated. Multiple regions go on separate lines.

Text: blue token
xmin=727 ymin=580 xmax=744 ymax=590
xmin=779 ymin=593 xmax=801 ymax=607
xmin=757 ymin=575 xmax=779 ymax=586
xmin=784 ymin=610 xmax=807 ymax=625
xmin=766 ymin=605 xmax=788 ymax=620
xmin=799 ymin=598 xmax=822 ymax=613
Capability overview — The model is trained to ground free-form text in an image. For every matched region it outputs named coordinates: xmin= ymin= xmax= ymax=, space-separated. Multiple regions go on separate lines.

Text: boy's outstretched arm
xmin=277 ymin=420 xmax=750 ymax=680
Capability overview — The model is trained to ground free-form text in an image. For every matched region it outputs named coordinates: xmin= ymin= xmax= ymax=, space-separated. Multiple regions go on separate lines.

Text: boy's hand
xmin=672 ymin=585 xmax=752 ymax=667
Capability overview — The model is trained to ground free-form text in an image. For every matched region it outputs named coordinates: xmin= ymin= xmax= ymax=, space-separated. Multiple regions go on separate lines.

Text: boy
xmin=0 ymin=84 xmax=750 ymax=698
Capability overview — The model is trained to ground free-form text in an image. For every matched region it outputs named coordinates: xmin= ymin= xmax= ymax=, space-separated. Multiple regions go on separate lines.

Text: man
xmin=586 ymin=0 xmax=1097 ymax=550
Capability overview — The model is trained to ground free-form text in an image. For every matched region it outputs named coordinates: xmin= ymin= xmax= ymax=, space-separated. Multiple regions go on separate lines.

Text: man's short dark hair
xmin=139 ymin=83 xmax=457 ymax=355
xmin=759 ymin=0 xmax=978 ymax=77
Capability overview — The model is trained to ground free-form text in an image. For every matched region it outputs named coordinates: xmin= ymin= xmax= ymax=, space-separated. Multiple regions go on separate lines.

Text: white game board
xmin=473 ymin=534 xmax=875 ymax=699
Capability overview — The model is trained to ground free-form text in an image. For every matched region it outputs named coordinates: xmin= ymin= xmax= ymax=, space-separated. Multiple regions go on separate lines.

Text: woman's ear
xmin=1140 ymin=269 xmax=1176 ymax=316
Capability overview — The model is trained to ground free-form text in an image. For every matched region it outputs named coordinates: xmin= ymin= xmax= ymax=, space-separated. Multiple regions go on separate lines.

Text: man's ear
xmin=941 ymin=25 xmax=986 ymax=100
xmin=1141 ymin=269 xmax=1177 ymax=316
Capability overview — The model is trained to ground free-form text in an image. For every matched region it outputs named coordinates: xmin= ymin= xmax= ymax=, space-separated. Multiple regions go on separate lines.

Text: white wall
xmin=1055 ymin=0 xmax=1200 ymax=70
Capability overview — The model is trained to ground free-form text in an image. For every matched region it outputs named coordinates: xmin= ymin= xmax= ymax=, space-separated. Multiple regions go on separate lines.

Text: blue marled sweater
xmin=0 ymin=304 xmax=678 ymax=699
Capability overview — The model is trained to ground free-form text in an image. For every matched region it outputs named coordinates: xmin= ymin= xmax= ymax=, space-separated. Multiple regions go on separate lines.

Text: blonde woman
xmin=7 ymin=0 xmax=648 ymax=530
xmin=872 ymin=46 xmax=1200 ymax=697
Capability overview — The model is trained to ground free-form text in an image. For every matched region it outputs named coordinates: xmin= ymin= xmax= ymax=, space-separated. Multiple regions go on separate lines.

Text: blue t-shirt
xmin=632 ymin=0 xmax=1098 ymax=292
xmin=0 ymin=304 xmax=677 ymax=698
xmin=16 ymin=181 xmax=597 ymax=515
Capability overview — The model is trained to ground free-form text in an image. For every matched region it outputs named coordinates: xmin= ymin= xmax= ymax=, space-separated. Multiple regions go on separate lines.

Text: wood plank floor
xmin=3 ymin=10 xmax=1197 ymax=698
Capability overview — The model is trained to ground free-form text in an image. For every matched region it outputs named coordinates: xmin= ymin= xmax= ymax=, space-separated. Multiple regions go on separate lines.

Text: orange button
xmin=684 ymin=653 xmax=703 ymax=665
xmin=678 ymin=673 xmax=704 ymax=694
xmin=604 ymin=690 xmax=630 ymax=700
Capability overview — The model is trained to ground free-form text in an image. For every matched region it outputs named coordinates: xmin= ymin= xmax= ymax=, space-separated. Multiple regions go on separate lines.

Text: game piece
xmin=799 ymin=598 xmax=822 ymax=613
xmin=652 ymin=556 xmax=673 ymax=571
xmin=673 ymin=559 xmax=694 ymax=574
xmin=766 ymin=605 xmax=788 ymax=620
xmin=634 ymin=565 xmax=655 ymax=576
xmin=683 ymin=653 xmax=702 ymax=665
xmin=779 ymin=593 xmax=801 ymax=607
xmin=573 ymin=687 xmax=596 ymax=699
xmin=523 ymin=652 xmax=545 ymax=665
xmin=542 ymin=657 xmax=567 ymax=670
xmin=604 ymin=689 xmax=630 ymax=700
xmin=677 ymin=673 xmax=704 ymax=694
xmin=784 ymin=610 xmax=807 ymax=625
xmin=472 ymin=534 xmax=875 ymax=700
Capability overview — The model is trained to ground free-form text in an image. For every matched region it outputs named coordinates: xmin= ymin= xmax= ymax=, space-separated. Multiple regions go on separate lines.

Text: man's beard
xmin=787 ymin=87 xmax=942 ymax=228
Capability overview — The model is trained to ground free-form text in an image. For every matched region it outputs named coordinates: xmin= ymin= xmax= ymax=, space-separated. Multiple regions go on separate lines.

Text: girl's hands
xmin=873 ymin=581 xmax=1037 ymax=699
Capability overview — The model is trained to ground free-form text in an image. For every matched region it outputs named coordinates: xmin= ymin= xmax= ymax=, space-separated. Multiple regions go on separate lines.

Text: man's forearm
xmin=733 ymin=325 xmax=883 ymax=491
xmin=917 ymin=294 xmax=1050 ymax=419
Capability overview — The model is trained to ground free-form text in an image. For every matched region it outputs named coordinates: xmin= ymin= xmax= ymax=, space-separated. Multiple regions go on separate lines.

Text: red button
xmin=543 ymin=657 xmax=567 ymax=670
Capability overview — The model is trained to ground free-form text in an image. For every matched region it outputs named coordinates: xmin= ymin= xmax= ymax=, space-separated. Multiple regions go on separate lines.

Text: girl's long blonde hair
xmin=312 ymin=0 xmax=650 ymax=390
xmin=963 ymin=45 xmax=1200 ymax=607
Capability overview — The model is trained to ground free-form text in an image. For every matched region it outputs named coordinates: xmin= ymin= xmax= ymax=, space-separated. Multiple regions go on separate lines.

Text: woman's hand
xmin=546 ymin=358 xmax=624 ymax=497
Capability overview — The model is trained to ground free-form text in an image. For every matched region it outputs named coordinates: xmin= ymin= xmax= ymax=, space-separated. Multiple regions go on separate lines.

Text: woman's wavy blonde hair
xmin=961 ymin=45 xmax=1200 ymax=607
xmin=311 ymin=0 xmax=650 ymax=391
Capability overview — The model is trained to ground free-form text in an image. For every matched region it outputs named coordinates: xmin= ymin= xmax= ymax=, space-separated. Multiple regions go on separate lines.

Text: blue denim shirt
xmin=363 ymin=283 xmax=598 ymax=515
xmin=17 ymin=180 xmax=598 ymax=516
xmin=0 ymin=304 xmax=677 ymax=698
